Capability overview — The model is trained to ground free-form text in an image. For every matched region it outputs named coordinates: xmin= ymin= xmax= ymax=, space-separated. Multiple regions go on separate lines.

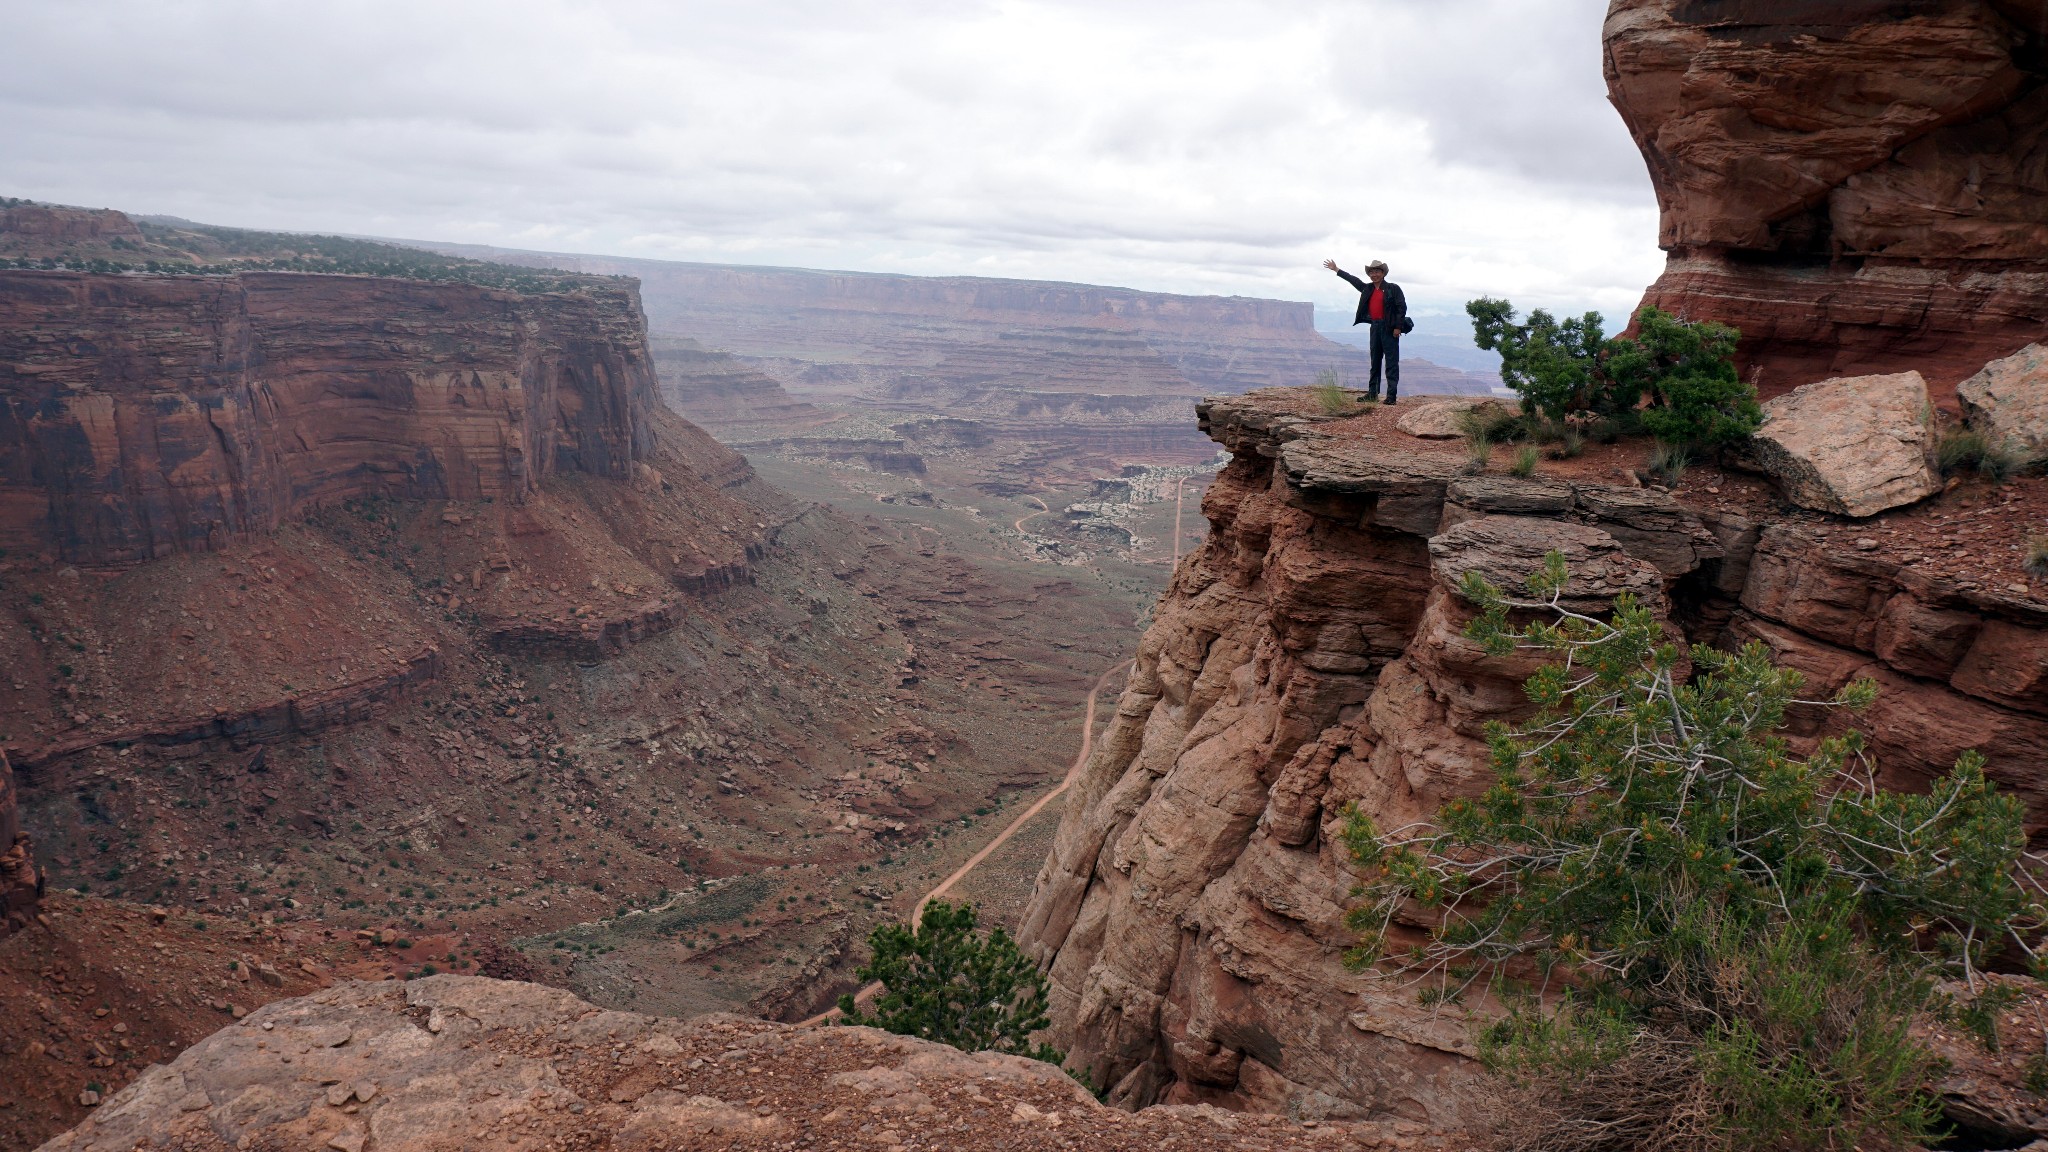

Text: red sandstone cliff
xmin=0 ymin=270 xmax=665 ymax=566
xmin=1607 ymin=0 xmax=2048 ymax=401
xmin=1016 ymin=390 xmax=2048 ymax=1125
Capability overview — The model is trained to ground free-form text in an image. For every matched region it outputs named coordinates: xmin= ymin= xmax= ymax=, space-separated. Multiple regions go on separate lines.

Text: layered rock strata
xmin=1606 ymin=0 xmax=2048 ymax=400
xmin=8 ymin=646 xmax=441 ymax=775
xmin=1018 ymin=389 xmax=2048 ymax=1123
xmin=0 ymin=269 xmax=661 ymax=566
xmin=650 ymin=335 xmax=829 ymax=431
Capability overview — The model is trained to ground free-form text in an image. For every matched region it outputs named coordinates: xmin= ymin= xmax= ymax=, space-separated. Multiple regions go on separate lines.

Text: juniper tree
xmin=838 ymin=899 xmax=1062 ymax=1065
xmin=1342 ymin=553 xmax=2046 ymax=1151
xmin=1466 ymin=300 xmax=1762 ymax=453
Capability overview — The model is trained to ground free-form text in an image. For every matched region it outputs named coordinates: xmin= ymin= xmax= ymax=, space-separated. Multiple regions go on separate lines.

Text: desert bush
xmin=1545 ymin=428 xmax=1584 ymax=460
xmin=838 ymin=899 xmax=1063 ymax=1065
xmin=1464 ymin=435 xmax=1494 ymax=472
xmin=1456 ymin=404 xmax=1525 ymax=445
xmin=1510 ymin=445 xmax=1540 ymax=477
xmin=1310 ymin=368 xmax=1355 ymax=414
xmin=2025 ymin=535 xmax=2048 ymax=580
xmin=1468 ymin=301 xmax=1760 ymax=451
xmin=1644 ymin=441 xmax=1689 ymax=487
xmin=1936 ymin=427 xmax=2020 ymax=481
xmin=1341 ymin=554 xmax=2047 ymax=1152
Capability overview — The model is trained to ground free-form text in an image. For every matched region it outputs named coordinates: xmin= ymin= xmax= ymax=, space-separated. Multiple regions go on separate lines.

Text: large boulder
xmin=1394 ymin=396 xmax=1517 ymax=440
xmin=1958 ymin=343 xmax=2048 ymax=466
xmin=1744 ymin=372 xmax=1941 ymax=518
xmin=39 ymin=976 xmax=1130 ymax=1152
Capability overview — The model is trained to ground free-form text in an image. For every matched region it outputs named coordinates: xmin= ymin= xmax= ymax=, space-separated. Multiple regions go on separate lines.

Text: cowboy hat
xmin=1365 ymin=260 xmax=1389 ymax=273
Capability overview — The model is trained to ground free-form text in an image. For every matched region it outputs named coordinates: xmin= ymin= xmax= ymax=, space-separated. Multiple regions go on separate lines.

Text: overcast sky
xmin=0 ymin=0 xmax=1661 ymax=324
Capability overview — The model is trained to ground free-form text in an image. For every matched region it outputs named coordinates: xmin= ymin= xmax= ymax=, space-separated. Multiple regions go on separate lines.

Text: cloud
xmin=0 ymin=0 xmax=1664 ymax=322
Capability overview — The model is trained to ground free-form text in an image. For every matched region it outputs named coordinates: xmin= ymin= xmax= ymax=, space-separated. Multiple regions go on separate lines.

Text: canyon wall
xmin=1607 ymin=0 xmax=2048 ymax=401
xmin=1017 ymin=389 xmax=2048 ymax=1123
xmin=651 ymin=335 xmax=829 ymax=431
xmin=0 ymin=270 xmax=667 ymax=566
xmin=416 ymin=245 xmax=1495 ymax=464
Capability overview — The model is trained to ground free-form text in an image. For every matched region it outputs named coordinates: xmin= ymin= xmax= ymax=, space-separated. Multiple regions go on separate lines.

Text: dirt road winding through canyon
xmin=1012 ymin=496 xmax=1050 ymax=535
xmin=802 ymin=657 xmax=1130 ymax=1026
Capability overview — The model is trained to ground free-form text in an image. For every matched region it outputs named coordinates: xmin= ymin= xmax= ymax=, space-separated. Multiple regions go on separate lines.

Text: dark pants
xmin=1368 ymin=322 xmax=1400 ymax=401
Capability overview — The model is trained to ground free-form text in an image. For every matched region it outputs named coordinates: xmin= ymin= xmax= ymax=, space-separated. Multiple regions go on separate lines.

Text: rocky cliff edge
xmin=1017 ymin=388 xmax=2048 ymax=1127
xmin=37 ymin=975 xmax=1451 ymax=1152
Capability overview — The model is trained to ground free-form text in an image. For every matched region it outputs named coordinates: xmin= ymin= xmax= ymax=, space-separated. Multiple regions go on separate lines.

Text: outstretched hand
xmin=1321 ymin=259 xmax=1340 ymax=273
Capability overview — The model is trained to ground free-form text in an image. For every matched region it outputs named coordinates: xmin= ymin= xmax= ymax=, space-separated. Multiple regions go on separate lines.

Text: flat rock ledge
xmin=1744 ymin=371 xmax=1941 ymax=518
xmin=39 ymin=976 xmax=1451 ymax=1152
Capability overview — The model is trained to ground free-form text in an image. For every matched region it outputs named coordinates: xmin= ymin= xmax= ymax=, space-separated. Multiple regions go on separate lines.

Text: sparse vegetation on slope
xmin=0 ymin=205 xmax=611 ymax=294
xmin=1343 ymin=552 xmax=2046 ymax=1152
xmin=1936 ymin=426 xmax=2022 ymax=482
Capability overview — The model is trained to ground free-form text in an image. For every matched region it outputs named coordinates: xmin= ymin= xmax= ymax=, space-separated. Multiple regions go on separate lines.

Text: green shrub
xmin=1467 ymin=301 xmax=1761 ymax=450
xmin=1608 ymin=308 xmax=1762 ymax=449
xmin=1464 ymin=433 xmax=1494 ymax=472
xmin=1469 ymin=298 xmax=1608 ymax=421
xmin=837 ymin=900 xmax=1063 ymax=1065
xmin=1936 ymin=427 xmax=2020 ymax=481
xmin=1342 ymin=553 xmax=2045 ymax=1152
xmin=1510 ymin=444 xmax=1540 ymax=477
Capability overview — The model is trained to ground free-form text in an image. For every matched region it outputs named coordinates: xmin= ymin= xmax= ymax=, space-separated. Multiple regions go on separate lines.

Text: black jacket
xmin=1335 ymin=270 xmax=1407 ymax=329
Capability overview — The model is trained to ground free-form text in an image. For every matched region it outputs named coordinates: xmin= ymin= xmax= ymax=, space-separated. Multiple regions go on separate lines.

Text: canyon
xmin=0 ymin=209 xmax=1158 ymax=1151
xmin=1608 ymin=0 xmax=2048 ymax=402
xmin=421 ymin=245 xmax=1496 ymax=480
xmin=14 ymin=0 xmax=2048 ymax=1145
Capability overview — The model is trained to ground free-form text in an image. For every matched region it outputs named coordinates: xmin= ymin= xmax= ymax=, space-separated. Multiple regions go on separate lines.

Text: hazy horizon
xmin=2 ymin=0 xmax=1657 ymax=329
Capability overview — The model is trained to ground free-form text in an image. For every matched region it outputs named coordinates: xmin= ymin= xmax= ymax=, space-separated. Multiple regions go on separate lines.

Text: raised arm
xmin=1326 ymin=261 xmax=1369 ymax=293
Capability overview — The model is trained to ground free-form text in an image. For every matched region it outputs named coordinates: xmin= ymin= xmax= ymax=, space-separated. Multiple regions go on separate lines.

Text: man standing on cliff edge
xmin=1323 ymin=258 xmax=1408 ymax=404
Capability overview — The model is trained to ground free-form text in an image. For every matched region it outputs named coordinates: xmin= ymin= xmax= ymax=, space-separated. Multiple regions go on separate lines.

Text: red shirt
xmin=1367 ymin=286 xmax=1385 ymax=321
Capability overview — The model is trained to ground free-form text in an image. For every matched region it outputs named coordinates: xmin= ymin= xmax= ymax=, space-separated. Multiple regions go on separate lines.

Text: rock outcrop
xmin=1744 ymin=371 xmax=1942 ymax=517
xmin=1607 ymin=0 xmax=2048 ymax=401
xmin=1960 ymin=342 xmax=2048 ymax=465
xmin=1391 ymin=397 xmax=1514 ymax=440
xmin=40 ymin=975 xmax=1444 ymax=1152
xmin=0 ymin=750 xmax=39 ymax=939
xmin=0 ymin=269 xmax=664 ymax=566
xmin=1017 ymin=388 xmax=2048 ymax=1124
xmin=0 ymin=204 xmax=145 ymax=256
